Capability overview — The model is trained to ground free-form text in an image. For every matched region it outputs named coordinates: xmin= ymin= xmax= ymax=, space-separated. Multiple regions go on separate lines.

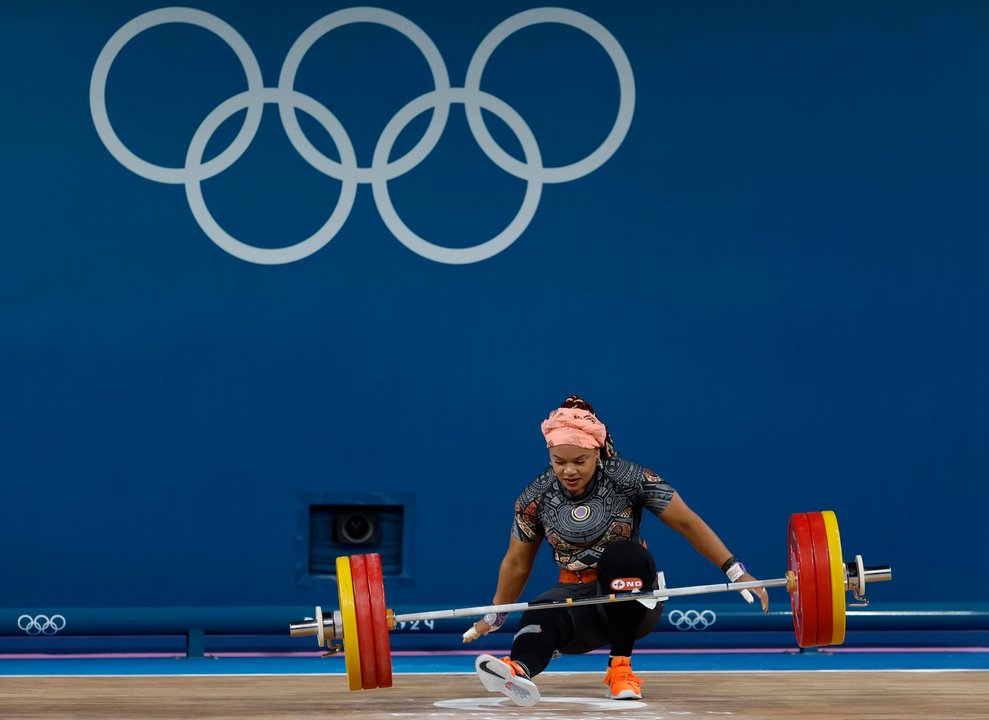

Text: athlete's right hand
xmin=462 ymin=612 xmax=507 ymax=642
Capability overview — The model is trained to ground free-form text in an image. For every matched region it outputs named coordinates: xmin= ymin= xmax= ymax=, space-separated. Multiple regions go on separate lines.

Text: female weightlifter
xmin=464 ymin=395 xmax=769 ymax=706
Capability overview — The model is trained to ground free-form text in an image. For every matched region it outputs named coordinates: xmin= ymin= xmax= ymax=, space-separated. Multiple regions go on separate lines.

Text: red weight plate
xmin=348 ymin=555 xmax=378 ymax=689
xmin=788 ymin=512 xmax=820 ymax=648
xmin=805 ymin=511 xmax=834 ymax=647
xmin=366 ymin=552 xmax=393 ymax=688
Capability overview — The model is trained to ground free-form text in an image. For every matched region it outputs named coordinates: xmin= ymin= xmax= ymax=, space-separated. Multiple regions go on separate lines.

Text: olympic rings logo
xmin=90 ymin=7 xmax=635 ymax=265
xmin=667 ymin=609 xmax=717 ymax=631
xmin=17 ymin=614 xmax=68 ymax=636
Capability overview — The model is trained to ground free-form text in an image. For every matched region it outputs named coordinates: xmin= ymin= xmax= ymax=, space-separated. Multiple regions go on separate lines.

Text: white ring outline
xmin=436 ymin=696 xmax=649 ymax=711
xmin=464 ymin=7 xmax=635 ymax=184
xmin=371 ymin=88 xmax=542 ymax=265
xmin=17 ymin=614 xmax=68 ymax=635
xmin=185 ymin=87 xmax=359 ymax=265
xmin=668 ymin=609 xmax=717 ymax=631
xmin=89 ymin=7 xmax=264 ymax=184
xmin=278 ymin=7 xmax=452 ymax=184
xmin=90 ymin=7 xmax=635 ymax=264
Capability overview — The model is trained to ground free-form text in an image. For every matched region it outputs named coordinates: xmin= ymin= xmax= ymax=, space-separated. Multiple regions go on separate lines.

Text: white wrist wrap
xmin=725 ymin=561 xmax=746 ymax=583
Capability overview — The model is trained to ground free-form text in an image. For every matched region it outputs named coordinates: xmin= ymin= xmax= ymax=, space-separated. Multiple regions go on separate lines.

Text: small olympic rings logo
xmin=667 ymin=609 xmax=716 ymax=631
xmin=90 ymin=7 xmax=635 ymax=265
xmin=17 ymin=614 xmax=68 ymax=636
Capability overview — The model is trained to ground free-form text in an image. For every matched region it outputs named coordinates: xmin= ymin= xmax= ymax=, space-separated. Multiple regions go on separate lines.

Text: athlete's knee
xmin=597 ymin=541 xmax=657 ymax=591
xmin=513 ymin=624 xmax=542 ymax=641
xmin=516 ymin=608 xmax=573 ymax=646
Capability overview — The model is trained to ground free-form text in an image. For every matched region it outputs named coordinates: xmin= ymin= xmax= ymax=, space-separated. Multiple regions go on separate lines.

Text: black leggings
xmin=508 ymin=541 xmax=663 ymax=677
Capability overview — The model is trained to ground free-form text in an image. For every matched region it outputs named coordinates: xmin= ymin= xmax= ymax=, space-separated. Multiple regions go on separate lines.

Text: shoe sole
xmin=475 ymin=654 xmax=541 ymax=707
xmin=608 ymin=688 xmax=643 ymax=700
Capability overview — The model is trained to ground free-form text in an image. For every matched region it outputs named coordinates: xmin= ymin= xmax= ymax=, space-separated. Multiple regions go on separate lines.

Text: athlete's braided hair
xmin=559 ymin=394 xmax=618 ymax=459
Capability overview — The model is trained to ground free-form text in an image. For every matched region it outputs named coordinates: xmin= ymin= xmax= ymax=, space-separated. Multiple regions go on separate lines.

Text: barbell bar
xmin=290 ymin=510 xmax=892 ymax=691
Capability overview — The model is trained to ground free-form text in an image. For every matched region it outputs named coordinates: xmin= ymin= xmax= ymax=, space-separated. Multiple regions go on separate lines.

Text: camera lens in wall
xmin=335 ymin=510 xmax=379 ymax=545
xmin=308 ymin=503 xmax=403 ymax=575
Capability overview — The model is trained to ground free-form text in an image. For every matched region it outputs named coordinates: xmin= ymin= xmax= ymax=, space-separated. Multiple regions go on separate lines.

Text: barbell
xmin=289 ymin=510 xmax=892 ymax=691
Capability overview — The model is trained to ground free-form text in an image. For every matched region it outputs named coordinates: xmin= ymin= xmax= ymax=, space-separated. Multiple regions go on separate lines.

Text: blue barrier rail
xmin=3 ymin=604 xmax=988 ymax=656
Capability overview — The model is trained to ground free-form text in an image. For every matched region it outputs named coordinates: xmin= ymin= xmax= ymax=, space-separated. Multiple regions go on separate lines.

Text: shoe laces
xmin=501 ymin=657 xmax=529 ymax=678
xmin=604 ymin=660 xmax=641 ymax=689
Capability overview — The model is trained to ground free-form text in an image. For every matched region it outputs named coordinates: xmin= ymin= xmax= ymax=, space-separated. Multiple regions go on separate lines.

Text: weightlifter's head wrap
xmin=541 ymin=395 xmax=618 ymax=458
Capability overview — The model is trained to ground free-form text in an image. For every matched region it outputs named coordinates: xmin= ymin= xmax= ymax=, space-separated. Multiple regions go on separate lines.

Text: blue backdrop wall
xmin=1 ymin=1 xmax=986 ymax=620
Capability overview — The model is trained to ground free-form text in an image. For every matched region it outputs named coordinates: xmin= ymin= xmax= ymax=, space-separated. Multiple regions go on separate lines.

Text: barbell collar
xmin=848 ymin=564 xmax=892 ymax=590
xmin=290 ymin=608 xmax=342 ymax=641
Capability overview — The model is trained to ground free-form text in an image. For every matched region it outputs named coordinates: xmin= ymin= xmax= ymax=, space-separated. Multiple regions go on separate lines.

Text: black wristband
xmin=720 ymin=555 xmax=738 ymax=573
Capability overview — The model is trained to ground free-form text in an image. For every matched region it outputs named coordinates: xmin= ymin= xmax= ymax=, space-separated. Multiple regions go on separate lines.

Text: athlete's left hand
xmin=462 ymin=612 xmax=507 ymax=642
xmin=738 ymin=572 xmax=770 ymax=612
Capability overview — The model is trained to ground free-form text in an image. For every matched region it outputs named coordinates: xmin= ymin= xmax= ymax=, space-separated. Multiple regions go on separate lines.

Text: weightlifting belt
xmin=559 ymin=568 xmax=597 ymax=584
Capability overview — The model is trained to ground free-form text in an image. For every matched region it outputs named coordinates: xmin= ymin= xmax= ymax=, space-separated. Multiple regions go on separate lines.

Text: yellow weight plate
xmin=821 ymin=510 xmax=846 ymax=645
xmin=336 ymin=555 xmax=363 ymax=691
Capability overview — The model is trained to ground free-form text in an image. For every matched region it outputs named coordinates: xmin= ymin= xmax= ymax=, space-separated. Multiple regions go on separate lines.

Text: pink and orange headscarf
xmin=540 ymin=395 xmax=617 ymax=457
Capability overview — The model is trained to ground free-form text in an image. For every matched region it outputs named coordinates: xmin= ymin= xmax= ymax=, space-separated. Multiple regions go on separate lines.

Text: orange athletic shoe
xmin=475 ymin=654 xmax=540 ymax=706
xmin=603 ymin=656 xmax=643 ymax=700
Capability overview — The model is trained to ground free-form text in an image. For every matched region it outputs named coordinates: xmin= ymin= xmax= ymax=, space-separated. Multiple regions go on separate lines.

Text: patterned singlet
xmin=512 ymin=456 xmax=676 ymax=571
